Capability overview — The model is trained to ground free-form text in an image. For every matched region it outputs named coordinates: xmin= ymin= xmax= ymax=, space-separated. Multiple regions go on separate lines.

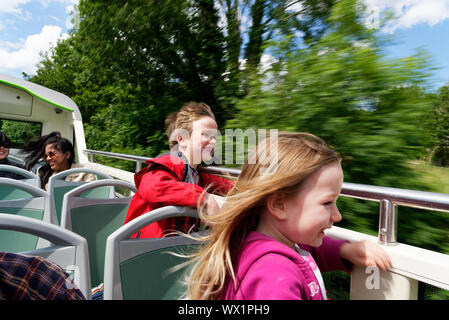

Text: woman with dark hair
xmin=22 ymin=131 xmax=96 ymax=190
xmin=0 ymin=131 xmax=26 ymax=179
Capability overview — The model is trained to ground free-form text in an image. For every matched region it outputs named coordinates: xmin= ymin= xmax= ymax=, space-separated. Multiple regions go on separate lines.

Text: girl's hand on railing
xmin=340 ymin=240 xmax=392 ymax=271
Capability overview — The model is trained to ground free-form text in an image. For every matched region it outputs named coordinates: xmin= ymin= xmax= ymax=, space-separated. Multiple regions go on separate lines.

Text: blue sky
xmin=385 ymin=21 xmax=449 ymax=90
xmin=1 ymin=0 xmax=448 ymax=91
xmin=0 ymin=0 xmax=76 ymax=76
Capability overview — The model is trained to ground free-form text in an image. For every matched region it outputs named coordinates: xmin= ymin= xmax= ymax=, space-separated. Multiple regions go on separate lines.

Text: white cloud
xmin=37 ymin=0 xmax=77 ymax=8
xmin=65 ymin=3 xmax=79 ymax=30
xmin=363 ymin=0 xmax=449 ymax=33
xmin=0 ymin=0 xmax=32 ymax=15
xmin=0 ymin=0 xmax=77 ymax=15
xmin=0 ymin=25 xmax=67 ymax=75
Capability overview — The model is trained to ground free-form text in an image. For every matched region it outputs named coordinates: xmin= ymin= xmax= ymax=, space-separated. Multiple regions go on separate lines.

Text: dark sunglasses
xmin=44 ymin=151 xmax=59 ymax=159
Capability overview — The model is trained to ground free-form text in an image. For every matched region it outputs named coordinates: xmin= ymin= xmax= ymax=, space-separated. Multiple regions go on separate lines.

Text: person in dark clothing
xmin=0 ymin=132 xmax=26 ymax=180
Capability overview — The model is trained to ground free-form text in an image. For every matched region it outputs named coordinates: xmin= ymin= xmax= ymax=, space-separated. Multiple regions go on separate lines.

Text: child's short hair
xmin=165 ymin=102 xmax=215 ymax=149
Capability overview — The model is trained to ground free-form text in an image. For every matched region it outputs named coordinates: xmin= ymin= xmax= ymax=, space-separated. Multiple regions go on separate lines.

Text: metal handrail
xmin=84 ymin=149 xmax=149 ymax=172
xmin=83 ymin=148 xmax=449 ymax=245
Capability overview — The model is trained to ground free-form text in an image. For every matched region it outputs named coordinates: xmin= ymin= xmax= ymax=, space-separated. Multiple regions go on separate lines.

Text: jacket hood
xmin=134 ymin=152 xmax=187 ymax=188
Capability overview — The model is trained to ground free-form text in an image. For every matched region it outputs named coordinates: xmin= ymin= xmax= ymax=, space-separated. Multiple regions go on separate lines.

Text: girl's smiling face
xmin=280 ymin=161 xmax=344 ymax=247
xmin=258 ymin=161 xmax=343 ymax=249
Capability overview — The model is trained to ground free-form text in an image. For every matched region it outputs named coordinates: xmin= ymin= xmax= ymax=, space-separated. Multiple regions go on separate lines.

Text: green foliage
xmin=29 ymin=0 xmax=339 ymax=158
xmin=30 ymin=0 xmax=233 ymax=157
xmin=426 ymin=85 xmax=449 ymax=166
xmin=25 ymin=0 xmax=449 ymax=299
xmin=0 ymin=119 xmax=42 ymax=148
xmin=227 ymin=0 xmax=447 ymax=254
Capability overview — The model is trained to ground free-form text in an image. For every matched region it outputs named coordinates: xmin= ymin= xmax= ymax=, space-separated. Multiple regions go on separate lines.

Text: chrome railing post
xmin=136 ymin=161 xmax=142 ymax=173
xmin=378 ymin=199 xmax=398 ymax=246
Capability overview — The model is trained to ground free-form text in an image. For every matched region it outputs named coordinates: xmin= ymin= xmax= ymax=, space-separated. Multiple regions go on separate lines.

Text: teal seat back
xmin=103 ymin=206 xmax=202 ymax=300
xmin=0 ymin=208 xmax=44 ymax=252
xmin=0 ymin=178 xmax=56 ymax=252
xmin=61 ymin=179 xmax=136 ymax=288
xmin=53 ymin=183 xmax=114 ymax=225
xmin=71 ymin=202 xmax=130 ymax=287
xmin=0 ymin=186 xmax=32 ymax=200
xmin=0 ymin=213 xmax=92 ymax=299
xmin=0 ymin=230 xmax=39 ymax=253
xmin=0 ymin=165 xmax=41 ymax=197
xmin=48 ymin=168 xmax=114 ymax=225
xmin=120 ymin=244 xmax=198 ymax=300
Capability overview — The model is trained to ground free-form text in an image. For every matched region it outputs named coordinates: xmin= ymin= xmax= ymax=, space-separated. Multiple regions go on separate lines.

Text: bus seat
xmin=60 ymin=179 xmax=136 ymax=288
xmin=4 ymin=154 xmax=25 ymax=166
xmin=0 ymin=165 xmax=41 ymax=194
xmin=0 ymin=178 xmax=57 ymax=252
xmin=103 ymin=206 xmax=203 ymax=300
xmin=0 ymin=213 xmax=92 ymax=299
xmin=48 ymin=167 xmax=114 ymax=225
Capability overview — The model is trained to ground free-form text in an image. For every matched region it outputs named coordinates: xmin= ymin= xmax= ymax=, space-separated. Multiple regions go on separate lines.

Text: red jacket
xmin=124 ymin=153 xmax=234 ymax=238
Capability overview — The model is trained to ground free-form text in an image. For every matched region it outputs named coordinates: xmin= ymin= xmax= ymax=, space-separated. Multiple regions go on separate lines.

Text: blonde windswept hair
xmin=185 ymin=132 xmax=341 ymax=300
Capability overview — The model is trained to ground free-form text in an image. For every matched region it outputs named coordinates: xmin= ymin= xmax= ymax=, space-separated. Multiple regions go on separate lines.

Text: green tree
xmin=31 ymin=0 xmax=233 ymax=161
xmin=29 ymin=0 xmax=338 ymax=161
xmin=226 ymin=0 xmax=440 ymax=248
xmin=220 ymin=0 xmax=337 ymax=91
xmin=427 ymin=85 xmax=449 ymax=166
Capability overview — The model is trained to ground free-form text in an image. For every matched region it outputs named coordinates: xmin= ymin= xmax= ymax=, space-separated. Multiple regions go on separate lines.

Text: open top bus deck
xmin=1 ymin=73 xmax=449 ymax=300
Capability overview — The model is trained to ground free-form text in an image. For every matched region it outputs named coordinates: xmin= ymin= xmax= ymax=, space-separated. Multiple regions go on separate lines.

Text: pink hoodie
xmin=224 ymin=231 xmax=351 ymax=300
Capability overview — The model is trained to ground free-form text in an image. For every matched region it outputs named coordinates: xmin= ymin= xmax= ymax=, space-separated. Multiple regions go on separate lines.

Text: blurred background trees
xmin=25 ymin=0 xmax=449 ymax=299
xmin=426 ymin=84 xmax=449 ymax=167
xmin=27 ymin=0 xmax=448 ymax=257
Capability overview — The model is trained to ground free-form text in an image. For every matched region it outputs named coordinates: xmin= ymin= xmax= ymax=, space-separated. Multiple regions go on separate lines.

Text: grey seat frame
xmin=60 ymin=179 xmax=136 ymax=288
xmin=0 ymin=213 xmax=92 ymax=299
xmin=0 ymin=164 xmax=40 ymax=187
xmin=48 ymin=167 xmax=114 ymax=225
xmin=103 ymin=206 xmax=202 ymax=300
xmin=0 ymin=177 xmax=57 ymax=250
xmin=60 ymin=179 xmax=136 ymax=230
xmin=48 ymin=167 xmax=114 ymax=191
xmin=4 ymin=154 xmax=25 ymax=165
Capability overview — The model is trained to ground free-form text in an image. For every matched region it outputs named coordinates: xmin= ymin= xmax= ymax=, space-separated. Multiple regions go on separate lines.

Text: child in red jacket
xmin=124 ymin=102 xmax=234 ymax=238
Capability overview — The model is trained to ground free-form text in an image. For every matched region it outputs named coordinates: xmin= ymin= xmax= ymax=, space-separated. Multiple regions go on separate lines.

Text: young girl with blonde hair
xmin=186 ymin=132 xmax=391 ymax=300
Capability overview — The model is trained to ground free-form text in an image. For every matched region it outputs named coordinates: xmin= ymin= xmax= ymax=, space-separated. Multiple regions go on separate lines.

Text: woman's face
xmin=44 ymin=143 xmax=70 ymax=172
